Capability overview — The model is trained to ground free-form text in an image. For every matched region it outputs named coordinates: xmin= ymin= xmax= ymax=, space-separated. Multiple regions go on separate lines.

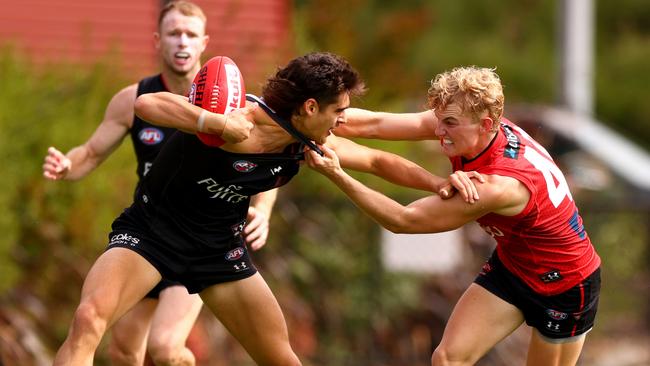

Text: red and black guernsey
xmin=129 ymin=74 xmax=178 ymax=185
xmin=451 ymin=118 xmax=601 ymax=296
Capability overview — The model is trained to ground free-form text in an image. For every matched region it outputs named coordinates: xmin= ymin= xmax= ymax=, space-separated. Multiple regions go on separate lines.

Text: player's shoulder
xmin=479 ymin=173 xmax=530 ymax=214
xmin=103 ymin=83 xmax=138 ymax=126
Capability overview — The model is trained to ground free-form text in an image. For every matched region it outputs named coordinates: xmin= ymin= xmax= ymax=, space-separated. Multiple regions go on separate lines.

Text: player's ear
xmin=479 ymin=116 xmax=494 ymax=133
xmin=201 ymin=35 xmax=210 ymax=50
xmin=153 ymin=32 xmax=161 ymax=50
xmin=303 ymin=98 xmax=318 ymax=115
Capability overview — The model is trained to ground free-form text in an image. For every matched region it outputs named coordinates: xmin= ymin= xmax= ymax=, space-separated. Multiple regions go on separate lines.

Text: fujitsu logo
xmin=197 ymin=178 xmax=248 ymax=203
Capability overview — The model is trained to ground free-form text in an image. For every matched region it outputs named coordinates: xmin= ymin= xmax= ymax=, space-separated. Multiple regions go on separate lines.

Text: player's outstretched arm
xmin=335 ymin=108 xmax=438 ymax=141
xmin=134 ymin=92 xmax=256 ymax=143
xmin=306 ymin=145 xmax=496 ymax=234
xmin=43 ymin=85 xmax=136 ymax=181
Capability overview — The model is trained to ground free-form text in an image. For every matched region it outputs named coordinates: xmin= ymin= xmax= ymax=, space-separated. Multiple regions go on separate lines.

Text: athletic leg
xmin=108 ymin=298 xmax=157 ymax=365
xmin=199 ymin=273 xmax=301 ymax=366
xmin=431 ymin=283 xmax=525 ymax=366
xmin=526 ymin=330 xmax=586 ymax=366
xmin=53 ymin=248 xmax=161 ymax=366
xmin=147 ymin=286 xmax=203 ymax=366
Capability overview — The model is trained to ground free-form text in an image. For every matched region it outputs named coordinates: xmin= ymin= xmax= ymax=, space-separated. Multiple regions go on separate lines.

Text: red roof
xmin=0 ymin=0 xmax=292 ymax=85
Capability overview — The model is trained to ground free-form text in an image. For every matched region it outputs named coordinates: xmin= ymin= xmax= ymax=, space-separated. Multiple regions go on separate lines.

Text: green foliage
xmin=0 ymin=49 xmax=136 ymax=354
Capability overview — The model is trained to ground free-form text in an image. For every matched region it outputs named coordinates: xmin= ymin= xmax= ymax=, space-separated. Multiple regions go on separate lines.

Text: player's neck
xmin=160 ymin=68 xmax=198 ymax=96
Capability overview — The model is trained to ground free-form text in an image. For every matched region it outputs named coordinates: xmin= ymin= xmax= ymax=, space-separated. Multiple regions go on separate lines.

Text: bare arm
xmin=326 ymin=136 xmax=482 ymax=202
xmin=43 ymin=84 xmax=136 ymax=181
xmin=335 ymin=108 xmax=439 ymax=140
xmin=306 ymin=145 xmax=526 ymax=234
xmin=133 ymin=92 xmax=256 ymax=143
xmin=245 ymin=189 xmax=278 ymax=251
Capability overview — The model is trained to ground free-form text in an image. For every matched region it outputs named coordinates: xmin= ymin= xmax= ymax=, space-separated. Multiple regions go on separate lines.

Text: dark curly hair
xmin=261 ymin=52 xmax=366 ymax=121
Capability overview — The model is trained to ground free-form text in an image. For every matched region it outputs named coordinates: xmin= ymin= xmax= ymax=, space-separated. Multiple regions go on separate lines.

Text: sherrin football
xmin=188 ymin=56 xmax=246 ymax=146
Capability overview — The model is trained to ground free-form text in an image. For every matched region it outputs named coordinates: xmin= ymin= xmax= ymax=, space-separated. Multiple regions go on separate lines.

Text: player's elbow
xmin=133 ymin=94 xmax=157 ymax=121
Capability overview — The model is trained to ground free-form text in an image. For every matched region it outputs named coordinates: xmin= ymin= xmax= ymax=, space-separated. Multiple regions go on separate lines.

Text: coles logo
xmin=225 ymin=247 xmax=246 ymax=261
xmin=139 ymin=128 xmax=164 ymax=145
xmin=233 ymin=160 xmax=257 ymax=173
xmin=546 ymin=309 xmax=568 ymax=320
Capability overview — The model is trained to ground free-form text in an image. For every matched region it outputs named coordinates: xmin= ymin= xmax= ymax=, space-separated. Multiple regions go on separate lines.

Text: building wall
xmin=0 ymin=0 xmax=292 ymax=87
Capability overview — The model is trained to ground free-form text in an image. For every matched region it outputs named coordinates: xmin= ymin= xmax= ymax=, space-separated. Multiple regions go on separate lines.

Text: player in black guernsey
xmin=44 ymin=2 xmax=276 ymax=365
xmin=53 ymin=52 xmax=478 ymax=366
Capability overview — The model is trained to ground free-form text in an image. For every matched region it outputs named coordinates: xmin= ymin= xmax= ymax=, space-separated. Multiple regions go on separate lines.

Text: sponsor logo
xmin=480 ymin=224 xmax=504 ymax=238
xmin=225 ymin=247 xmax=246 ymax=261
xmin=270 ymin=166 xmax=283 ymax=175
xmin=197 ymin=178 xmax=249 ymax=203
xmin=501 ymin=124 xmax=520 ymax=159
xmin=233 ymin=160 xmax=257 ymax=173
xmin=233 ymin=261 xmax=248 ymax=272
xmin=231 ymin=221 xmax=246 ymax=237
xmin=545 ymin=321 xmax=561 ymax=332
xmin=109 ymin=233 xmax=140 ymax=247
xmin=138 ymin=128 xmax=164 ymax=145
xmin=539 ymin=269 xmax=563 ymax=283
xmin=479 ymin=262 xmax=492 ymax=276
xmin=546 ymin=309 xmax=568 ymax=320
xmin=224 ymin=63 xmax=242 ymax=113
xmin=188 ymin=82 xmax=196 ymax=104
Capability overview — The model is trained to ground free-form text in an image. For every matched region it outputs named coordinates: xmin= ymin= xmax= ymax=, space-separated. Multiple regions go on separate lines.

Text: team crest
xmin=233 ymin=160 xmax=257 ymax=173
xmin=138 ymin=128 xmax=164 ymax=145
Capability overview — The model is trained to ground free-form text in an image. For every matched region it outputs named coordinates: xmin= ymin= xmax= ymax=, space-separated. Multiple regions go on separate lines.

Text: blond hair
xmin=158 ymin=1 xmax=207 ymax=31
xmin=427 ymin=66 xmax=504 ymax=129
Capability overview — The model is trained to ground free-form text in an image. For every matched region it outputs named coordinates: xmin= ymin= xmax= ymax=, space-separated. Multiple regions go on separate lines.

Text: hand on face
xmin=42 ymin=147 xmax=71 ymax=180
xmin=305 ymin=144 xmax=341 ymax=177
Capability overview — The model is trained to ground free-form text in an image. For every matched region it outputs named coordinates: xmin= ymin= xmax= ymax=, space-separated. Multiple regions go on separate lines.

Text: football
xmin=188 ymin=56 xmax=246 ymax=146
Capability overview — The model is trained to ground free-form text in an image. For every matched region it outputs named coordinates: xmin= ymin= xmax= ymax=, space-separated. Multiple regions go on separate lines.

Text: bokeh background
xmin=1 ymin=0 xmax=648 ymax=365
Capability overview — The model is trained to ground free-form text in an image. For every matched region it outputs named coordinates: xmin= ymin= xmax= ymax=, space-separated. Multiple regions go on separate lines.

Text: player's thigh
xmin=109 ymin=298 xmax=157 ymax=356
xmin=80 ymin=248 xmax=162 ymax=325
xmin=148 ymin=286 xmax=203 ymax=346
xmin=200 ymin=273 xmax=296 ymax=364
xmin=527 ymin=329 xmax=585 ymax=366
xmin=437 ymin=283 xmax=525 ymax=362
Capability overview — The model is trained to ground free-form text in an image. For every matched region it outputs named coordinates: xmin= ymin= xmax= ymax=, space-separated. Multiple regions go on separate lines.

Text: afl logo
xmin=546 ymin=309 xmax=568 ymax=320
xmin=139 ymin=128 xmax=164 ymax=145
xmin=225 ymin=247 xmax=245 ymax=261
xmin=233 ymin=160 xmax=257 ymax=173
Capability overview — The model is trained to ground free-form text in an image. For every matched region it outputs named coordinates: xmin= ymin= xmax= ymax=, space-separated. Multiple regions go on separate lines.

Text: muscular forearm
xmin=337 ymin=108 xmax=437 ymax=140
xmin=250 ymin=189 xmax=278 ymax=218
xmin=134 ymin=92 xmax=227 ymax=135
xmin=326 ymin=168 xmax=414 ymax=233
xmin=371 ymin=154 xmax=445 ymax=192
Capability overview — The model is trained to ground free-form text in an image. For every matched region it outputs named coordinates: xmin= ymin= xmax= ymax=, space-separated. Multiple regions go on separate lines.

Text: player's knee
xmin=431 ymin=344 xmax=474 ymax=366
xmin=107 ymin=342 xmax=142 ymax=366
xmin=147 ymin=340 xmax=190 ymax=366
xmin=71 ymin=302 xmax=109 ymax=339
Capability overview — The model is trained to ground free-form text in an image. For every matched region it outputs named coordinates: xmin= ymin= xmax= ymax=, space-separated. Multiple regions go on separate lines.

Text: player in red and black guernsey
xmin=310 ymin=66 xmax=601 ymax=366
xmin=43 ymin=2 xmax=277 ymax=365
xmin=52 ymin=52 xmax=480 ymax=366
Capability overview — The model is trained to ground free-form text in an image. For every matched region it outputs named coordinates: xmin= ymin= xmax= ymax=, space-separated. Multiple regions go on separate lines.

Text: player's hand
xmin=305 ymin=145 xmax=342 ymax=177
xmin=438 ymin=170 xmax=485 ymax=203
xmin=42 ymin=147 xmax=71 ymax=180
xmin=221 ymin=103 xmax=257 ymax=143
xmin=244 ymin=205 xmax=270 ymax=251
